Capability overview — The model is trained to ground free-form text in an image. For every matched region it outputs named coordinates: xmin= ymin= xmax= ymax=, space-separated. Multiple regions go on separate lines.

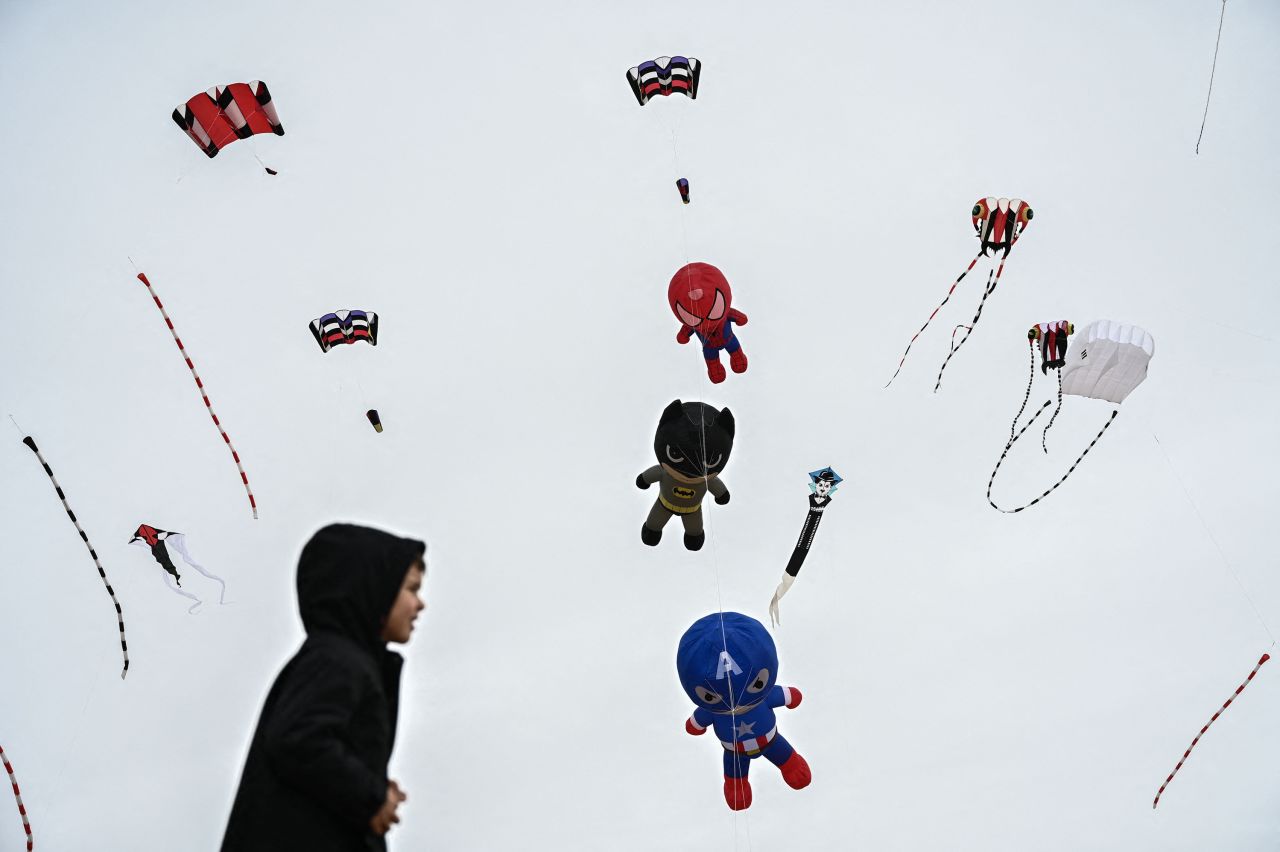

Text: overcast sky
xmin=2 ymin=1 xmax=1279 ymax=849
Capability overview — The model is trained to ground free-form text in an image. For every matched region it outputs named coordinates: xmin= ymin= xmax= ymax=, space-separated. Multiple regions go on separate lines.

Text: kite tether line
xmin=21 ymin=435 xmax=130 ymax=679
xmin=0 ymin=745 xmax=32 ymax=852
xmin=1195 ymin=0 xmax=1227 ymax=156
xmin=136 ymin=272 xmax=258 ymax=519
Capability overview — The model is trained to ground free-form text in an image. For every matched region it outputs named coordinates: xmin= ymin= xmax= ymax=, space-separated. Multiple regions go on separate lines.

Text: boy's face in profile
xmin=381 ymin=560 xmax=426 ymax=644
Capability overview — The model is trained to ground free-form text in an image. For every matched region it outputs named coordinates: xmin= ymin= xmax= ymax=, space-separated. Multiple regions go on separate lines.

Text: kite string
xmin=1149 ymin=431 xmax=1276 ymax=645
xmin=1195 ymin=0 xmax=1228 ymax=155
xmin=664 ymin=104 xmax=753 ymax=851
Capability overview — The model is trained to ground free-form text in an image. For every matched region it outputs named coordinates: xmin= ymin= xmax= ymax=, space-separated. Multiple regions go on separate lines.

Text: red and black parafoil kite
xmin=172 ymin=81 xmax=284 ymax=160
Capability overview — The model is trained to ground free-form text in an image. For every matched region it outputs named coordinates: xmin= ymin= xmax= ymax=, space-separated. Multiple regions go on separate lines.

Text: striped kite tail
xmin=987 ymin=407 xmax=1118 ymax=514
xmin=136 ymin=273 xmax=258 ymax=519
xmin=1008 ymin=339 xmax=1036 ymax=442
xmin=22 ymin=435 xmax=130 ymax=679
xmin=1 ymin=745 xmax=34 ymax=851
xmin=1153 ymin=653 xmax=1270 ymax=809
xmin=934 ymin=269 xmax=997 ymax=393
xmin=883 ymin=253 xmax=982 ymax=388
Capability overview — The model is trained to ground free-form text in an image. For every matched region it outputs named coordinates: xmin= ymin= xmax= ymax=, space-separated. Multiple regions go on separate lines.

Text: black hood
xmin=296 ymin=523 xmax=425 ymax=649
xmin=653 ymin=399 xmax=735 ymax=479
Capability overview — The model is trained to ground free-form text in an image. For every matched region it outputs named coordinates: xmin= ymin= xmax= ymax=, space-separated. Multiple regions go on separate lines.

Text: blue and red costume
xmin=677 ymin=612 xmax=811 ymax=810
xmin=669 ymin=262 xmax=749 ymax=384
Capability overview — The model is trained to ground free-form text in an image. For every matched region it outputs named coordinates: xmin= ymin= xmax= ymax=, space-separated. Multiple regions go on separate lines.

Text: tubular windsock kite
xmin=366 ymin=409 xmax=383 ymax=433
xmin=309 ymin=310 xmax=379 ymax=353
xmin=1153 ymin=653 xmax=1269 ymax=809
xmin=136 ymin=273 xmax=258 ymax=519
xmin=0 ymin=745 xmax=32 ymax=852
xmin=172 ymin=81 xmax=283 ymax=159
xmin=769 ymin=468 xmax=842 ymax=627
xmin=677 ymin=178 xmax=691 ymax=204
xmin=988 ymin=320 xmax=1153 ymax=513
xmin=626 ymin=56 xmax=701 ymax=106
xmin=885 ymin=197 xmax=1033 ymax=390
xmin=22 ymin=436 xmax=130 ymax=679
xmin=129 ymin=524 xmax=227 ymax=613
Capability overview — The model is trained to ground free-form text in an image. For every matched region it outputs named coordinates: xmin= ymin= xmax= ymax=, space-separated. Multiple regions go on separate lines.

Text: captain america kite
xmin=677 ymin=612 xmax=811 ymax=810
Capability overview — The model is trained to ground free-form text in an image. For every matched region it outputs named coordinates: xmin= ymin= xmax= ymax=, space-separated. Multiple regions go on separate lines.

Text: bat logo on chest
xmin=674 ymin=486 xmax=696 ymax=499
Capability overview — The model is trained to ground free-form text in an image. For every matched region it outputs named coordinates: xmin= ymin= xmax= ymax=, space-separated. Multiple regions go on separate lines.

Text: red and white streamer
xmin=1153 ymin=652 xmax=1270 ymax=809
xmin=136 ymin=273 xmax=258 ymax=519
xmin=1 ymin=745 xmax=33 ymax=851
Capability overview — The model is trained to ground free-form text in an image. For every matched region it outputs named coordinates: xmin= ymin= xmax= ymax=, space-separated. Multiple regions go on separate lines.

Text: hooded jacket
xmin=222 ymin=524 xmax=425 ymax=852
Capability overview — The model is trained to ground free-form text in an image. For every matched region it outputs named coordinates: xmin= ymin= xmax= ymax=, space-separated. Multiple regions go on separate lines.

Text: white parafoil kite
xmin=988 ymin=319 xmax=1154 ymax=513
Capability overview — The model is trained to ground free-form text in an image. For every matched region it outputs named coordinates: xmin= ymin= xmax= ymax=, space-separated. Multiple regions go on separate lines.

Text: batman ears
xmin=718 ymin=407 xmax=735 ymax=437
xmin=661 ymin=399 xmax=685 ymax=424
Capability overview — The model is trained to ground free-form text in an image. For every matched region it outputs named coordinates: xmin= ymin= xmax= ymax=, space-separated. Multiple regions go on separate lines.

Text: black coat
xmin=222 ymin=524 xmax=425 ymax=852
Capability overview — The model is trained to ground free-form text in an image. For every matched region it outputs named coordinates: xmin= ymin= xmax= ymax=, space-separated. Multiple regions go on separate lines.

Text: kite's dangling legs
xmin=21 ymin=436 xmax=130 ymax=679
xmin=0 ymin=745 xmax=32 ymax=852
xmin=884 ymin=252 xmax=983 ymax=388
xmin=136 ymin=273 xmax=258 ymax=519
xmin=1153 ymin=652 xmax=1270 ymax=809
xmin=987 ymin=404 xmax=1119 ymax=513
xmin=934 ymin=269 xmax=998 ymax=393
xmin=1009 ymin=340 xmax=1036 ymax=442
xmin=162 ymin=572 xmax=203 ymax=614
xmin=1042 ymin=370 xmax=1064 ymax=454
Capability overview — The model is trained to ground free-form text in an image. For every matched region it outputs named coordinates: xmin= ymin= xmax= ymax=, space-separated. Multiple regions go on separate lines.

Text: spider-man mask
xmin=669 ymin=262 xmax=732 ymax=333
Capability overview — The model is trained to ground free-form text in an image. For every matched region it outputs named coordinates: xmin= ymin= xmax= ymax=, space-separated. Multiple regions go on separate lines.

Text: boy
xmin=222 ymin=523 xmax=427 ymax=851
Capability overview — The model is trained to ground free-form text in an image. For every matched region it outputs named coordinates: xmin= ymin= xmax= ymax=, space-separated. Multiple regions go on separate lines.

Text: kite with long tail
xmin=1153 ymin=652 xmax=1269 ymax=808
xmin=136 ymin=272 xmax=258 ymax=518
xmin=129 ymin=524 xmax=227 ymax=613
xmin=1 ymin=745 xmax=32 ymax=852
xmin=988 ymin=320 xmax=1152 ymax=514
xmin=21 ymin=436 xmax=129 ymax=678
xmin=884 ymin=197 xmax=1033 ymax=391
xmin=769 ymin=467 xmax=841 ymax=627
xmin=1006 ymin=321 xmax=1074 ymax=454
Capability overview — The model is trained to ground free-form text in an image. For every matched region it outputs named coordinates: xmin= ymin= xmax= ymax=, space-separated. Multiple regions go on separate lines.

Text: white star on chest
xmin=735 ymin=721 xmax=756 ymax=737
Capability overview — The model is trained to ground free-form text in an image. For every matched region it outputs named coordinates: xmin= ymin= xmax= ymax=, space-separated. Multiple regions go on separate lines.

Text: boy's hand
xmin=370 ymin=780 xmax=407 ymax=836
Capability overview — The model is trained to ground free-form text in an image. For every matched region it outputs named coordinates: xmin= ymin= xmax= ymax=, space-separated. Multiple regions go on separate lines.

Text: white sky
xmin=1 ymin=1 xmax=1279 ymax=849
